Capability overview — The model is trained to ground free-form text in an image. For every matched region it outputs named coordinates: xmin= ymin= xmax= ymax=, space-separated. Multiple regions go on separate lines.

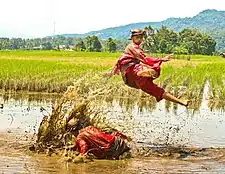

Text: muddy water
xmin=1 ymin=93 xmax=225 ymax=173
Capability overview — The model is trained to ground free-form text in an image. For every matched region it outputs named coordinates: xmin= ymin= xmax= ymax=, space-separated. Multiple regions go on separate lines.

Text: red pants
xmin=124 ymin=64 xmax=165 ymax=102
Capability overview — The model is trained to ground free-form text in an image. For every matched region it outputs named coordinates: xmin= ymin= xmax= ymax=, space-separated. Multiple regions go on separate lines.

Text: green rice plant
xmin=0 ymin=59 xmax=110 ymax=92
xmin=1 ymin=51 xmax=225 ymax=110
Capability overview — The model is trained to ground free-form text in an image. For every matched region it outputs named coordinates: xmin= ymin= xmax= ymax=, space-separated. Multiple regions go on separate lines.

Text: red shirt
xmin=75 ymin=126 xmax=127 ymax=158
xmin=111 ymin=43 xmax=163 ymax=78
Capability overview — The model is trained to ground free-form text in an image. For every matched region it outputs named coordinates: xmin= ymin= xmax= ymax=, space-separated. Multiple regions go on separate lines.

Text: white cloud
xmin=0 ymin=0 xmax=224 ymax=38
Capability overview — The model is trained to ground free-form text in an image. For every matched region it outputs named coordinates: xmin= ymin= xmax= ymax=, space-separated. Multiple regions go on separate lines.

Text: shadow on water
xmin=1 ymin=88 xmax=225 ymax=173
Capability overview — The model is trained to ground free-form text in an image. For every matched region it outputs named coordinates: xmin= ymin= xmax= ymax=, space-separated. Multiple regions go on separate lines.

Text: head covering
xmin=129 ymin=29 xmax=146 ymax=39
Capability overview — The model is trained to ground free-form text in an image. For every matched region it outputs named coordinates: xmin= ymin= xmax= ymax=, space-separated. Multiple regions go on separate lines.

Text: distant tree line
xmin=142 ymin=26 xmax=217 ymax=55
xmin=0 ymin=36 xmax=129 ymax=52
xmin=0 ymin=26 xmax=217 ymax=55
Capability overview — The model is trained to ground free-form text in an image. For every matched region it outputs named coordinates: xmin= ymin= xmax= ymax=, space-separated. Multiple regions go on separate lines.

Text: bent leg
xmin=126 ymin=64 xmax=189 ymax=106
xmin=137 ymin=68 xmax=157 ymax=78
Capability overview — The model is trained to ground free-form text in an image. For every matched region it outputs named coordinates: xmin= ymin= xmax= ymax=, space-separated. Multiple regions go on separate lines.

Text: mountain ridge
xmin=58 ymin=9 xmax=225 ymax=51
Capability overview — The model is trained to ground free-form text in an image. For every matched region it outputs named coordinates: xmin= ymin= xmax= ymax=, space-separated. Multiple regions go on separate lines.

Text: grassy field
xmin=0 ymin=50 xmax=225 ymax=108
xmin=0 ymin=51 xmax=116 ymax=92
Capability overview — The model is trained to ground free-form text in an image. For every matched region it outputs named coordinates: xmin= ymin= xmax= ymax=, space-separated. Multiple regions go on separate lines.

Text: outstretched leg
xmin=136 ymin=72 xmax=189 ymax=106
xmin=131 ymin=65 xmax=189 ymax=107
xmin=162 ymin=92 xmax=189 ymax=106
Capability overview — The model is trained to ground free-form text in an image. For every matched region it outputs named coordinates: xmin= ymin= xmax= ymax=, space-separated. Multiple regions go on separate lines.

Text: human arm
xmin=129 ymin=42 xmax=173 ymax=63
xmin=161 ymin=54 xmax=173 ymax=62
xmin=143 ymin=54 xmax=173 ymax=68
xmin=103 ymin=62 xmax=120 ymax=78
xmin=145 ymin=53 xmax=173 ymax=64
xmin=76 ymin=137 xmax=88 ymax=155
xmin=110 ymin=62 xmax=120 ymax=75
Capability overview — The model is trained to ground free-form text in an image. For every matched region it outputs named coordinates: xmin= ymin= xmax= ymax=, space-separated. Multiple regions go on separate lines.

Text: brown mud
xmin=1 ymin=88 xmax=225 ymax=173
xmin=1 ymin=131 xmax=225 ymax=173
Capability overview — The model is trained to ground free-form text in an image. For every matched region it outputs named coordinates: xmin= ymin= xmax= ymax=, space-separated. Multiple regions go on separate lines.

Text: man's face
xmin=132 ymin=35 xmax=144 ymax=45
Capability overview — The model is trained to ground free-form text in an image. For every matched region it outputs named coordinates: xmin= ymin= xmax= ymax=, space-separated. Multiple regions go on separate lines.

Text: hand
xmin=103 ymin=71 xmax=112 ymax=78
xmin=162 ymin=54 xmax=173 ymax=62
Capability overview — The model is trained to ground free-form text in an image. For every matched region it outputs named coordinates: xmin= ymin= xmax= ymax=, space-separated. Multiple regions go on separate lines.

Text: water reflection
xmin=94 ymin=96 xmax=225 ymax=148
xmin=0 ymin=93 xmax=57 ymax=132
xmin=1 ymin=91 xmax=225 ymax=148
xmin=0 ymin=92 xmax=60 ymax=103
xmin=1 ymin=92 xmax=225 ymax=173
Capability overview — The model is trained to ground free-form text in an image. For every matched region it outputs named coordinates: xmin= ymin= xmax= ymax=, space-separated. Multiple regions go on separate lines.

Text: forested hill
xmin=61 ymin=9 xmax=225 ymax=51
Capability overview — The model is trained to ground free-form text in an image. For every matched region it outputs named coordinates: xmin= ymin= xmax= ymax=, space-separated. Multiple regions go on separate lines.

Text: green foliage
xmin=179 ymin=29 xmax=216 ymax=55
xmin=84 ymin=36 xmax=102 ymax=52
xmin=114 ymin=39 xmax=130 ymax=51
xmin=172 ymin=46 xmax=188 ymax=55
xmin=42 ymin=42 xmax=53 ymax=50
xmin=1 ymin=51 xmax=225 ymax=104
xmin=92 ymin=36 xmax=102 ymax=52
xmin=155 ymin=26 xmax=179 ymax=53
xmin=0 ymin=36 xmax=75 ymax=50
xmin=142 ymin=26 xmax=216 ymax=55
xmin=142 ymin=26 xmax=157 ymax=53
xmin=105 ymin=38 xmax=117 ymax=52
xmin=74 ymin=38 xmax=86 ymax=51
xmin=0 ymin=38 xmax=10 ymax=50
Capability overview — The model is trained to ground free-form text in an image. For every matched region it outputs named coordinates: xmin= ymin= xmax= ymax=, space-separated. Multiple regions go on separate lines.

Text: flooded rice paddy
xmin=1 ymin=91 xmax=225 ymax=173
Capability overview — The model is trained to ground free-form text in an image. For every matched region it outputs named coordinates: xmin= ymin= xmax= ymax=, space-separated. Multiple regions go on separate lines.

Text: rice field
xmin=0 ymin=50 xmax=225 ymax=109
xmin=0 ymin=51 xmax=115 ymax=92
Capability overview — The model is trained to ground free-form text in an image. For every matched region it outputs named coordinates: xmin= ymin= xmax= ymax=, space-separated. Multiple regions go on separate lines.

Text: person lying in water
xmin=74 ymin=126 xmax=130 ymax=160
xmin=107 ymin=29 xmax=189 ymax=107
xmin=67 ymin=118 xmax=131 ymax=162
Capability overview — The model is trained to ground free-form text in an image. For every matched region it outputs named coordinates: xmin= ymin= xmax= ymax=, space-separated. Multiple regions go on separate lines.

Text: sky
xmin=1 ymin=0 xmax=225 ymax=38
